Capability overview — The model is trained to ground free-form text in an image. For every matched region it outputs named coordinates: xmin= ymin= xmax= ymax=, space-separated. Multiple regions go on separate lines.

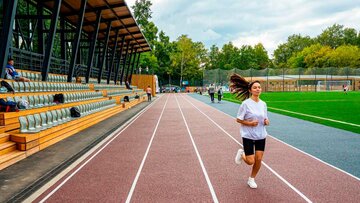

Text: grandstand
xmin=0 ymin=0 xmax=154 ymax=170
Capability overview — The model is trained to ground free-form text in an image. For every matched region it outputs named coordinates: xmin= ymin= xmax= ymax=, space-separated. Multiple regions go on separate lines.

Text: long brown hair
xmin=229 ymin=74 xmax=260 ymax=101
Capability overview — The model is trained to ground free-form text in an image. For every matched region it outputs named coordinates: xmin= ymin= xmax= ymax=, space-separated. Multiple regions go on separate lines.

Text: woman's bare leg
xmin=242 ymin=154 xmax=255 ymax=165
xmin=251 ymin=151 xmax=264 ymax=178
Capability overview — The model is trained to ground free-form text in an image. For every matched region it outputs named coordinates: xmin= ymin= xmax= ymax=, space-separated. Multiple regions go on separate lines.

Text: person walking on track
xmin=230 ymin=74 xmax=270 ymax=189
xmin=217 ymin=87 xmax=223 ymax=103
xmin=146 ymin=85 xmax=152 ymax=101
xmin=208 ymin=83 xmax=215 ymax=103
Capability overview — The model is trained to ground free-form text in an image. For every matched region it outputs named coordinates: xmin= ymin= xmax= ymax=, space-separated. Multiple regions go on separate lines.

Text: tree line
xmin=133 ymin=0 xmax=360 ymax=86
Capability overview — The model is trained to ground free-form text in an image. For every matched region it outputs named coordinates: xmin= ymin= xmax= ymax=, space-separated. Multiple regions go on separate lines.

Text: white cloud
xmin=232 ymin=32 xmax=280 ymax=56
xmin=126 ymin=0 xmax=360 ymax=56
xmin=202 ymin=29 xmax=222 ymax=41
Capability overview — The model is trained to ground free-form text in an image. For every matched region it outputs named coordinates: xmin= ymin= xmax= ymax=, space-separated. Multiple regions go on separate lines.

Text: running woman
xmin=231 ymin=74 xmax=270 ymax=189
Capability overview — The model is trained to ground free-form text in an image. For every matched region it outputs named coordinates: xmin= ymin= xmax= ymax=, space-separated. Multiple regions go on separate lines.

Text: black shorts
xmin=242 ymin=137 xmax=266 ymax=156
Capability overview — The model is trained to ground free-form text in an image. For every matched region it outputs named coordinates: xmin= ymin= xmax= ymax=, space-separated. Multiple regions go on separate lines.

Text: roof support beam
xmin=0 ymin=0 xmax=18 ymax=78
xmin=107 ymin=29 xmax=119 ymax=84
xmin=86 ymin=10 xmax=102 ymax=83
xmin=135 ymin=52 xmax=142 ymax=74
xmin=37 ymin=5 xmax=44 ymax=55
xmin=119 ymin=43 xmax=130 ymax=85
xmin=68 ymin=0 xmax=88 ymax=82
xmin=97 ymin=22 xmax=112 ymax=84
xmin=114 ymin=36 xmax=125 ymax=85
xmin=129 ymin=50 xmax=140 ymax=84
xmin=41 ymin=0 xmax=62 ymax=81
xmin=125 ymin=45 xmax=135 ymax=83
xmin=60 ymin=18 xmax=67 ymax=62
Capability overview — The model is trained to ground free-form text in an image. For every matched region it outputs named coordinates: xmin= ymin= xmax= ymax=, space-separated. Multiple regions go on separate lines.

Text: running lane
xmin=33 ymin=96 xmax=169 ymax=202
xmin=180 ymin=94 xmax=360 ymax=202
xmin=130 ymin=94 xmax=213 ymax=202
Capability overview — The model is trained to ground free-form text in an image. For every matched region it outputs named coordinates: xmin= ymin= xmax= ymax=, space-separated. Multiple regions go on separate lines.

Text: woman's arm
xmin=236 ymin=118 xmax=259 ymax=126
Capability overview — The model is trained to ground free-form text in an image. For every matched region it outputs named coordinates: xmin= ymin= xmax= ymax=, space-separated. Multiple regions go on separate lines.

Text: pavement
xmin=189 ymin=93 xmax=360 ymax=179
xmin=0 ymin=98 xmax=156 ymax=203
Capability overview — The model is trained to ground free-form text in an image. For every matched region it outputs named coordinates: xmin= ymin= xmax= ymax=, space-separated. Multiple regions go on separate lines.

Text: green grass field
xmin=222 ymin=91 xmax=360 ymax=134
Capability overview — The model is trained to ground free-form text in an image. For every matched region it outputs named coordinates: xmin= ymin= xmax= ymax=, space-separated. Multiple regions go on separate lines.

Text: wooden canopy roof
xmin=43 ymin=0 xmax=151 ymax=53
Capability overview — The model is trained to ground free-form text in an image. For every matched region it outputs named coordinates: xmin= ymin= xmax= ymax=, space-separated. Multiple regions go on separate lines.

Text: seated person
xmin=5 ymin=58 xmax=30 ymax=82
xmin=134 ymin=93 xmax=140 ymax=99
xmin=125 ymin=80 xmax=132 ymax=90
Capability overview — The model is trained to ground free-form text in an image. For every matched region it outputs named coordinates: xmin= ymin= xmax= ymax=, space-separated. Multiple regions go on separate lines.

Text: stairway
xmin=0 ymin=133 xmax=26 ymax=170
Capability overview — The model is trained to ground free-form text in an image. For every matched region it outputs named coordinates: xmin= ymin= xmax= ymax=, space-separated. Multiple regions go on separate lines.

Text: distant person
xmin=343 ymin=84 xmax=348 ymax=94
xmin=208 ymin=83 xmax=215 ymax=103
xmin=146 ymin=85 xmax=152 ymax=101
xmin=230 ymin=74 xmax=269 ymax=189
xmin=125 ymin=80 xmax=132 ymax=90
xmin=134 ymin=92 xmax=140 ymax=99
xmin=5 ymin=58 xmax=30 ymax=82
xmin=217 ymin=87 xmax=223 ymax=103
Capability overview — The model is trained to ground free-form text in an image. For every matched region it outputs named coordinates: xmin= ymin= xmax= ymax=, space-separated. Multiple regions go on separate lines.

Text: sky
xmin=126 ymin=0 xmax=360 ymax=57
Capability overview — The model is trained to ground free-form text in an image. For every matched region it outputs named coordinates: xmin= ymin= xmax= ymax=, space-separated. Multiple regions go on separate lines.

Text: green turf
xmin=222 ymin=91 xmax=360 ymax=134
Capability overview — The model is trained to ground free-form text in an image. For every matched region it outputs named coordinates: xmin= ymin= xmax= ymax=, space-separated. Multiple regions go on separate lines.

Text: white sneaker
xmin=235 ymin=149 xmax=244 ymax=165
xmin=247 ymin=177 xmax=257 ymax=189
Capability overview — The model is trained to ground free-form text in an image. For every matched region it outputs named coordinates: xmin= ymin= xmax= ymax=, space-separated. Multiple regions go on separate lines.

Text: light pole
xmin=180 ymin=51 xmax=184 ymax=87
xmin=200 ymin=62 xmax=205 ymax=87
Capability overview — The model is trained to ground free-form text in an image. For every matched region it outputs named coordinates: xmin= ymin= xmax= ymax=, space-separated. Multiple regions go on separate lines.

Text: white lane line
xmin=181 ymin=94 xmax=312 ymax=203
xmin=268 ymin=107 xmax=360 ymax=127
xmin=267 ymin=100 xmax=347 ymax=103
xmin=191 ymin=95 xmax=360 ymax=181
xmin=175 ymin=95 xmax=219 ymax=203
xmin=125 ymin=95 xmax=170 ymax=203
xmin=35 ymin=96 xmax=163 ymax=203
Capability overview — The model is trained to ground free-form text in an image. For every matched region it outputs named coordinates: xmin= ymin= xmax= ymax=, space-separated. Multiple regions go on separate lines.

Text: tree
xmin=316 ymin=24 xmax=345 ymax=48
xmin=273 ymin=43 xmax=289 ymax=67
xmin=343 ymin=28 xmax=358 ymax=46
xmin=217 ymin=42 xmax=240 ymax=70
xmin=153 ymin=31 xmax=176 ymax=85
xmin=303 ymin=44 xmax=332 ymax=68
xmin=132 ymin=0 xmax=161 ymax=81
xmin=253 ymin=43 xmax=270 ymax=69
xmin=273 ymin=34 xmax=313 ymax=67
xmin=328 ymin=45 xmax=360 ymax=68
xmin=132 ymin=0 xmax=152 ymax=27
xmin=171 ymin=35 xmax=207 ymax=86
xmin=206 ymin=45 xmax=220 ymax=70
xmin=239 ymin=45 xmax=256 ymax=69
xmin=132 ymin=0 xmax=158 ymax=49
xmin=138 ymin=52 xmax=158 ymax=73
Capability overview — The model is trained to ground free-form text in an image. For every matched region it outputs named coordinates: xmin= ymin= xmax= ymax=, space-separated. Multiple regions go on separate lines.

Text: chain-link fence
xmin=203 ymin=68 xmax=360 ymax=92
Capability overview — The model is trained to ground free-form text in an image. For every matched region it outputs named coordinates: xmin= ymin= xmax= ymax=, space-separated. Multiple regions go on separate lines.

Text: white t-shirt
xmin=236 ymin=98 xmax=268 ymax=140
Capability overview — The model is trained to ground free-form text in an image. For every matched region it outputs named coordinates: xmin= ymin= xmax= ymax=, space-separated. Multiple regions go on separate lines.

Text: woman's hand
xmin=249 ymin=119 xmax=259 ymax=126
xmin=264 ymin=118 xmax=270 ymax=126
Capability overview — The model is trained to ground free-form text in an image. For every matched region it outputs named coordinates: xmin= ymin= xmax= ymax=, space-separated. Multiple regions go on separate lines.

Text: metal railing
xmin=203 ymin=67 xmax=360 ymax=92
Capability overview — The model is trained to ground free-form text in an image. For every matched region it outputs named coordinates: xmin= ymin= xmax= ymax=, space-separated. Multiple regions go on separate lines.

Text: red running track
xmin=30 ymin=94 xmax=360 ymax=203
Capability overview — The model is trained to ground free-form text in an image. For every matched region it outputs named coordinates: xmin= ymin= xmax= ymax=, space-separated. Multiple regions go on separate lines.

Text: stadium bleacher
xmin=0 ymin=71 xmax=146 ymax=170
